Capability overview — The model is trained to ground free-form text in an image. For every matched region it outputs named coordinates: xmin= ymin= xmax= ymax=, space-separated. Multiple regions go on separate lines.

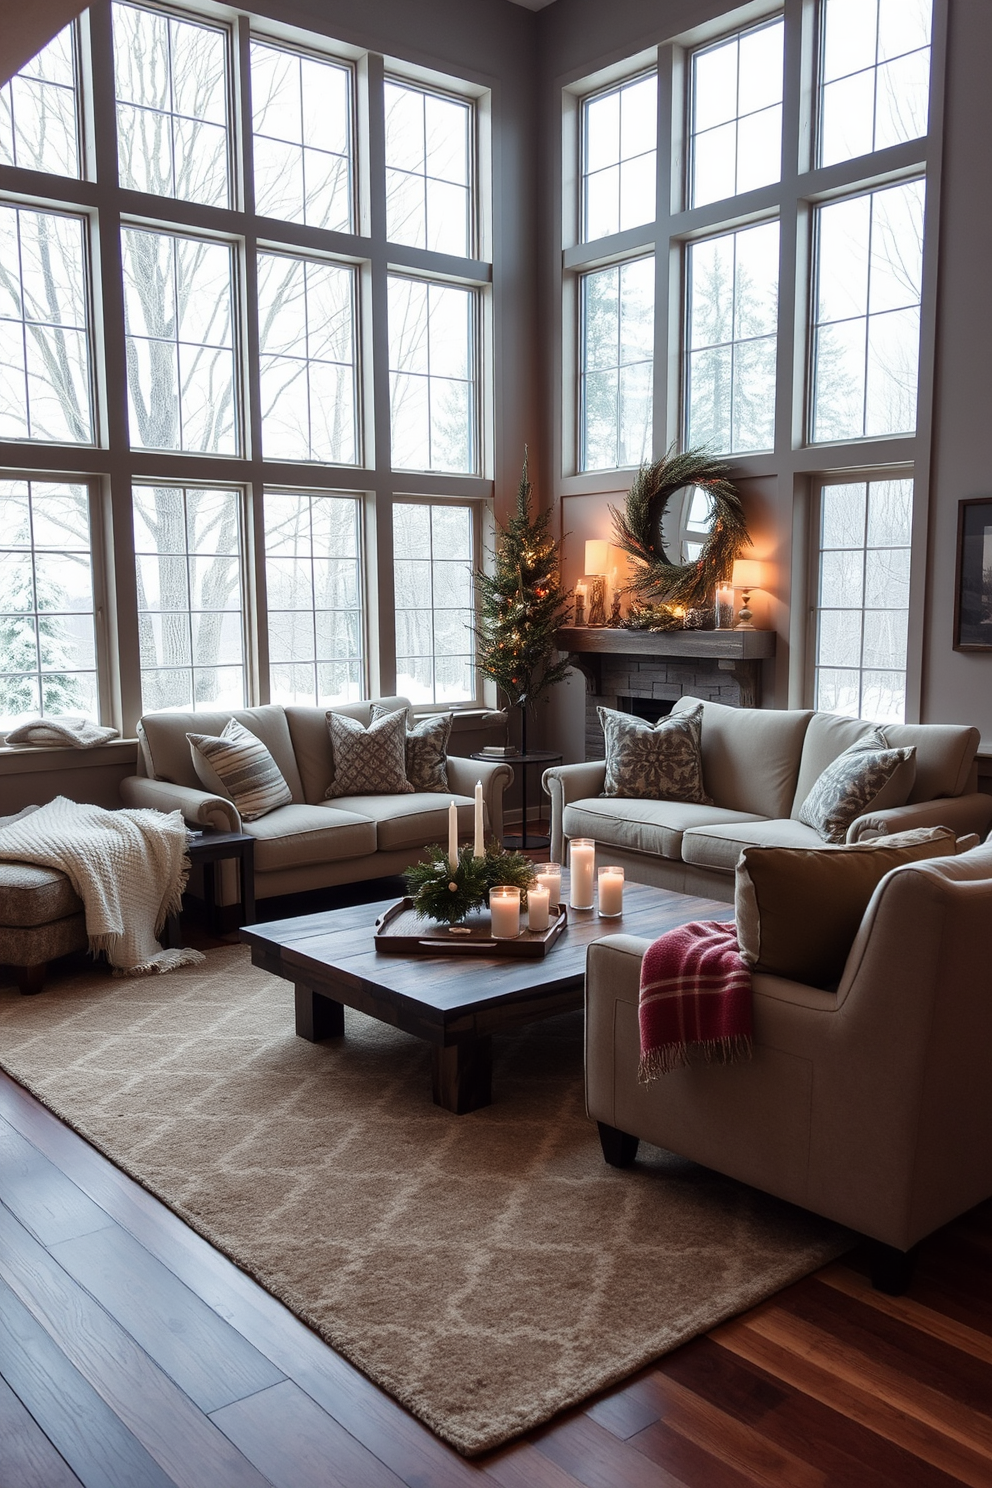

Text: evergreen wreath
xmin=610 ymin=445 xmax=752 ymax=610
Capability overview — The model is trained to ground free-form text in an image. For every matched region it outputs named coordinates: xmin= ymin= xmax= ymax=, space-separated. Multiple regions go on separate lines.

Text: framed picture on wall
xmin=954 ymin=498 xmax=992 ymax=650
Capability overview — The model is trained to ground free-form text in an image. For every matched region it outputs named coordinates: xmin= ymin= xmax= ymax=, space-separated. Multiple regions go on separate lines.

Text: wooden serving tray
xmin=374 ymin=898 xmax=568 ymax=958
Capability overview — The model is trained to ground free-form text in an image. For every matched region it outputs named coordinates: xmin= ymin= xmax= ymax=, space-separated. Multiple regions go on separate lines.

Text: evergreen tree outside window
xmin=580 ymin=256 xmax=654 ymax=472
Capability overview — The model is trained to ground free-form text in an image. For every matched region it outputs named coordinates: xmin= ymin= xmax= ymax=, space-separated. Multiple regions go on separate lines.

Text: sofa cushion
xmin=286 ymin=699 xmax=410 ymax=803
xmin=188 ymin=718 xmax=294 ymax=822
xmin=562 ymin=796 xmax=765 ymax=860
xmin=141 ymin=705 xmax=304 ymax=799
xmin=324 ymin=709 xmax=414 ymax=800
xmin=735 ymin=825 xmax=958 ymax=989
xmin=797 ymin=729 xmax=916 ymax=843
xmin=680 ymin=817 xmax=825 ymax=875
xmin=792 ymin=712 xmax=979 ymax=811
xmin=328 ymin=793 xmax=475 ymax=853
xmin=0 ymin=861 xmax=82 ymax=926
xmin=600 ymin=703 xmax=710 ymax=802
xmin=372 ymin=704 xmax=452 ymax=792
xmin=242 ymin=804 xmax=376 ymax=872
xmin=671 ymin=696 xmax=813 ymax=818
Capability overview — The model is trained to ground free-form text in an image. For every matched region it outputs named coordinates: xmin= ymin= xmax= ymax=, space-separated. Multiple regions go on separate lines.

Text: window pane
xmin=814 ymin=477 xmax=911 ymax=723
xmin=581 ymin=73 xmax=657 ymax=242
xmin=686 ymin=221 xmax=778 ymax=456
xmin=388 ymin=278 xmax=476 ymax=474
xmin=264 ymin=492 xmax=363 ymax=705
xmin=0 ymin=480 xmax=97 ymax=728
xmin=580 ymin=256 xmax=654 ymax=471
xmin=819 ymin=0 xmax=932 ymax=167
xmin=0 ymin=24 xmax=79 ymax=177
xmin=811 ymin=181 xmax=924 ymax=443
xmin=251 ymin=42 xmax=352 ymax=231
xmin=0 ymin=205 xmax=93 ymax=444
xmin=133 ymin=484 xmax=246 ymax=713
xmin=393 ymin=502 xmax=474 ymax=705
xmin=123 ymin=228 xmax=238 ymax=455
xmin=385 ymin=81 xmax=471 ymax=256
xmin=690 ymin=19 xmax=783 ymax=208
xmin=257 ymin=253 xmax=357 ymax=465
xmin=113 ymin=3 xmax=231 ymax=207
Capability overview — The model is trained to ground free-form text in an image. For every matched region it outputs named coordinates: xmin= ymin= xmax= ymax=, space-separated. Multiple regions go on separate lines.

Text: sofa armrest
xmin=543 ymin=761 xmax=608 ymax=863
xmin=120 ymin=776 xmax=242 ymax=833
xmin=846 ymin=792 xmax=992 ymax=843
xmin=445 ymin=756 xmax=514 ymax=843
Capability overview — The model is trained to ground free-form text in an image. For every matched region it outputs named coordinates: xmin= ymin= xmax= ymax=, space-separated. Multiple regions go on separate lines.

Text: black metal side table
xmin=470 ymin=749 xmax=562 ymax=851
xmin=165 ymin=829 xmax=256 ymax=942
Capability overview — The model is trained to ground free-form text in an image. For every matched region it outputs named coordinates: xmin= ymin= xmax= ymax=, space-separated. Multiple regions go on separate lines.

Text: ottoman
xmin=0 ymin=861 xmax=87 ymax=995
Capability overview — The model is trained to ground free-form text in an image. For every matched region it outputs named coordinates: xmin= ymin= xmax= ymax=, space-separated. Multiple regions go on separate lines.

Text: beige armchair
xmin=585 ymin=839 xmax=992 ymax=1292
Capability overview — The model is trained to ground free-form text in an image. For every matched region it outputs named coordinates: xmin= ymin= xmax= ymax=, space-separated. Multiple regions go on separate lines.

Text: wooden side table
xmin=471 ymin=749 xmax=562 ymax=851
xmin=166 ymin=829 xmax=256 ymax=942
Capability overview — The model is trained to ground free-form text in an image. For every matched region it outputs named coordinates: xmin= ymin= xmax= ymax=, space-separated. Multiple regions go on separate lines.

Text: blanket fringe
xmin=112 ymin=947 xmax=206 ymax=977
xmin=155 ymin=850 xmax=193 ymax=937
xmin=638 ymin=1034 xmax=753 ymax=1084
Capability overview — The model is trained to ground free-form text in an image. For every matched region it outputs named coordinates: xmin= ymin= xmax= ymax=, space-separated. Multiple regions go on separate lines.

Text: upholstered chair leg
xmin=869 ymin=1241 xmax=918 ymax=1295
xmin=598 ymin=1121 xmax=640 ymax=1168
xmin=15 ymin=963 xmax=47 ymax=996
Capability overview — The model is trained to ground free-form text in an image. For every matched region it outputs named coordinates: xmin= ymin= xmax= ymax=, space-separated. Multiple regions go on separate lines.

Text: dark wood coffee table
xmin=241 ymin=880 xmax=732 ymax=1114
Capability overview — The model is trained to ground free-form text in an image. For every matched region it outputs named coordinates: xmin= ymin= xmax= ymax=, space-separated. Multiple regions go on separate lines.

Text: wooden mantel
xmin=555 ymin=626 xmax=777 ymax=708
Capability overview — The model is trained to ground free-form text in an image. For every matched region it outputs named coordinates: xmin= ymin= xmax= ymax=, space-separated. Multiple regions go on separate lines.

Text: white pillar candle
xmin=715 ymin=584 xmax=735 ymax=629
xmin=535 ymin=863 xmax=561 ymax=910
xmin=474 ymin=779 xmax=485 ymax=857
xmin=569 ymin=838 xmax=595 ymax=909
xmin=448 ymin=799 xmax=458 ymax=871
xmin=527 ymin=883 xmax=550 ymax=932
xmin=598 ymin=865 xmax=624 ymax=918
xmin=490 ymin=886 xmax=520 ymax=939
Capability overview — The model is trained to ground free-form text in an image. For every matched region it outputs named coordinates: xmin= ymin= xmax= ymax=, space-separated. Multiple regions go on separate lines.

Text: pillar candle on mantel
xmin=474 ymin=780 xmax=484 ymax=857
xmin=569 ymin=838 xmax=595 ymax=909
xmin=448 ymin=799 xmax=458 ymax=871
xmin=527 ymin=883 xmax=550 ymax=932
xmin=490 ymin=887 xmax=520 ymax=938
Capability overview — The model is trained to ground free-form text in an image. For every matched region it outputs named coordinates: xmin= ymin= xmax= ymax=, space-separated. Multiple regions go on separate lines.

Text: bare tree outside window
xmin=385 ymin=82 xmax=471 ymax=256
xmin=394 ymin=502 xmax=474 ymax=704
xmin=819 ymin=0 xmax=931 ymax=167
xmin=0 ymin=23 xmax=79 ymax=178
xmin=388 ymin=277 xmax=477 ymax=473
xmin=251 ymin=41 xmax=352 ymax=231
xmin=580 ymin=256 xmax=654 ymax=471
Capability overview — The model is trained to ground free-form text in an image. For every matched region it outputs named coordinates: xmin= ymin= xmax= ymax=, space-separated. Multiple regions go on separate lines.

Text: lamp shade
xmin=584 ymin=539 xmax=610 ymax=575
xmin=732 ymin=559 xmax=764 ymax=590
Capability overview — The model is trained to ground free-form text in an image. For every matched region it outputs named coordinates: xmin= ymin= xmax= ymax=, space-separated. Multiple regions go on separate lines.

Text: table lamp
xmin=731 ymin=559 xmax=764 ymax=630
xmin=584 ymin=539 xmax=609 ymax=627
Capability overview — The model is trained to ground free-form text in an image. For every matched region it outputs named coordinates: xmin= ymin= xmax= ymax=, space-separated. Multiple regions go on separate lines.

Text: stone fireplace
xmin=580 ymin=655 xmax=744 ymax=760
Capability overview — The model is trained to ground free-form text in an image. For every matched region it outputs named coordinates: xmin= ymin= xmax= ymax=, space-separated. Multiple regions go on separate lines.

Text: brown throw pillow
xmin=324 ymin=708 xmax=414 ymax=799
xmin=735 ymin=825 xmax=958 ymax=989
xmin=372 ymin=705 xmax=452 ymax=792
xmin=599 ymin=703 xmax=711 ymax=803
xmin=797 ymin=728 xmax=916 ymax=843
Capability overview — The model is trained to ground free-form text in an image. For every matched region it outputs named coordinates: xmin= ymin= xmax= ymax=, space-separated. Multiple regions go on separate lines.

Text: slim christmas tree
xmin=475 ymin=453 xmax=573 ymax=754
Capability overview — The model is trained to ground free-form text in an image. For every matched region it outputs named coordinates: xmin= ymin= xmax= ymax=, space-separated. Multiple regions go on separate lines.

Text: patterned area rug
xmin=0 ymin=945 xmax=850 ymax=1456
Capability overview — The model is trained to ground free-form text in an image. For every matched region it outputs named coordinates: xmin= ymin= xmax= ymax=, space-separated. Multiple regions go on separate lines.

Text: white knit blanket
xmin=5 ymin=716 xmax=120 ymax=748
xmin=0 ymin=797 xmax=204 ymax=975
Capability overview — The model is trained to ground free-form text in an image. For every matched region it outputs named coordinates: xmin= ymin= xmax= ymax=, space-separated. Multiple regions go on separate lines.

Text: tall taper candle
xmin=569 ymin=838 xmax=595 ymax=909
xmin=448 ymin=799 xmax=458 ymax=870
xmin=474 ymin=780 xmax=484 ymax=857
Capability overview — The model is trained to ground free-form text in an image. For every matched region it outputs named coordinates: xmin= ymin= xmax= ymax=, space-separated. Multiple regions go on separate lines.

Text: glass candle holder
xmin=598 ymin=865 xmax=624 ymax=918
xmin=569 ymin=838 xmax=595 ymax=910
xmin=489 ymin=886 xmax=521 ymax=939
xmin=535 ymin=862 xmax=561 ymax=910
xmin=526 ymin=882 xmax=550 ymax=932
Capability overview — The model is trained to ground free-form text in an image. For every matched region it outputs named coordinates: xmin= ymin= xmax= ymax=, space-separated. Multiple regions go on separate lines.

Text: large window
xmin=0 ymin=8 xmax=491 ymax=730
xmin=563 ymin=0 xmax=939 ymax=724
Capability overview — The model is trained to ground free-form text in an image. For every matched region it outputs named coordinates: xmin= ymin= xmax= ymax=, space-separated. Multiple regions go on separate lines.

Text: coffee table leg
xmin=295 ymin=983 xmax=345 ymax=1042
xmin=431 ymin=1036 xmax=493 ymax=1114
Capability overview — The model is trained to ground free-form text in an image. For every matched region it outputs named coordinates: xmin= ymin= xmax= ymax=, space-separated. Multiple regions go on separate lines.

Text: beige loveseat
xmin=120 ymin=698 xmax=513 ymax=904
xmin=585 ymin=836 xmax=992 ymax=1270
xmin=544 ymin=696 xmax=992 ymax=902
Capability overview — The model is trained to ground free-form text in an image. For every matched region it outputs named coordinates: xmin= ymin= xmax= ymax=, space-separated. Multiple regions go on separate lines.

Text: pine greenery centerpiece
xmin=475 ymin=452 xmax=573 ymax=754
xmin=404 ymin=842 xmax=536 ymax=926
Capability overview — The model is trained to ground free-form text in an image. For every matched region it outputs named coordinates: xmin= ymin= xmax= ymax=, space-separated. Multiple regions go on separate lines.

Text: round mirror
xmin=650 ymin=484 xmax=716 ymax=565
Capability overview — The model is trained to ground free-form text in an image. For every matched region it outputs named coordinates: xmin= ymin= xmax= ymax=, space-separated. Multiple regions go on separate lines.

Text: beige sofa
xmin=544 ymin=696 xmax=992 ymax=902
xmin=120 ymin=698 xmax=513 ymax=904
xmin=585 ymin=836 xmax=992 ymax=1277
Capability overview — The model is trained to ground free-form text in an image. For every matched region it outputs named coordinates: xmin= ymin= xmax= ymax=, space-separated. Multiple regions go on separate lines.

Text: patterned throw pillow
xmin=798 ymin=729 xmax=916 ymax=843
xmin=187 ymin=718 xmax=293 ymax=822
xmin=372 ymin=706 xmax=452 ymax=792
xmin=324 ymin=708 xmax=414 ymax=799
xmin=599 ymin=704 xmax=711 ymax=803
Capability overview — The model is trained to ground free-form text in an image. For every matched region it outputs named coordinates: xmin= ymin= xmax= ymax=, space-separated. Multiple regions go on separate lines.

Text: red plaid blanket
xmin=638 ymin=919 xmax=752 ymax=1080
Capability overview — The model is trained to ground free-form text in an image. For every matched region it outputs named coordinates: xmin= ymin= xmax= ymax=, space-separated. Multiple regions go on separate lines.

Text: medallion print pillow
xmin=599 ymin=703 xmax=711 ymax=803
xmin=798 ymin=729 xmax=916 ymax=843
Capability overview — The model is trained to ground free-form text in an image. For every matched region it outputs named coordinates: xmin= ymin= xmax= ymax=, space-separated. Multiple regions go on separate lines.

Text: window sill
xmin=0 ymin=740 xmax=138 ymax=773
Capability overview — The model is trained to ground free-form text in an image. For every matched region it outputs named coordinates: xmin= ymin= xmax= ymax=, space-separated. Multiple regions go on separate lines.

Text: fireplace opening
xmin=616 ymin=696 xmax=676 ymax=724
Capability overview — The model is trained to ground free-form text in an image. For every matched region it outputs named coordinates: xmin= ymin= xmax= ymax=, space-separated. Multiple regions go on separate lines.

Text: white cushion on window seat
xmin=328 ymin=793 xmax=475 ymax=852
xmin=242 ymin=803 xmax=376 ymax=871
xmin=562 ymin=797 xmax=765 ymax=860
xmin=681 ymin=817 xmax=825 ymax=875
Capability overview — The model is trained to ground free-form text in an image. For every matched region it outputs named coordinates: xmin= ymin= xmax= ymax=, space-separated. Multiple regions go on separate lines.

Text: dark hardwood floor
xmin=2 ymin=891 xmax=991 ymax=1488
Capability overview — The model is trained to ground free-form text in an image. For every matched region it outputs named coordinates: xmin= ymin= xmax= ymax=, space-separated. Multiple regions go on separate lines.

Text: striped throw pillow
xmin=187 ymin=719 xmax=293 ymax=822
